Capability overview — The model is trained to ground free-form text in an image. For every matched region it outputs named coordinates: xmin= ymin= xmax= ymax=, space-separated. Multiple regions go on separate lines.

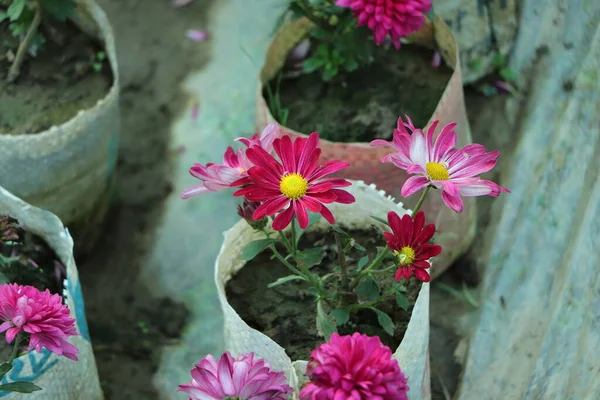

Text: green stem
xmin=8 ymin=336 xmax=22 ymax=364
xmin=411 ymin=186 xmax=431 ymax=217
xmin=7 ymin=2 xmax=42 ymax=83
xmin=290 ymin=218 xmax=298 ymax=257
xmin=350 ymin=247 xmax=390 ymax=289
xmin=277 ymin=230 xmax=293 ymax=254
xmin=269 ymin=245 xmax=304 ymax=277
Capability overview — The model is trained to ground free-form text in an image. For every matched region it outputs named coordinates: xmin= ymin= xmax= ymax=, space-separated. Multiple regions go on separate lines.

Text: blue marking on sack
xmin=0 ymin=349 xmax=59 ymax=396
xmin=69 ymin=278 xmax=91 ymax=342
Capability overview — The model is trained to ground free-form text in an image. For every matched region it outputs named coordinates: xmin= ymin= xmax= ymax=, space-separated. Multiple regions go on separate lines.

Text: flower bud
xmin=237 ymin=200 xmax=267 ymax=230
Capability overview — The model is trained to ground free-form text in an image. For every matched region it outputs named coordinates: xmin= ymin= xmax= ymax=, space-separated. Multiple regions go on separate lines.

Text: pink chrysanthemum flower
xmin=232 ymin=133 xmax=355 ymax=231
xmin=300 ymin=332 xmax=409 ymax=400
xmin=178 ymin=352 xmax=293 ymax=400
xmin=181 ymin=123 xmax=280 ymax=199
xmin=0 ymin=284 xmax=79 ymax=360
xmin=371 ymin=116 xmax=510 ymax=213
xmin=384 ymin=210 xmax=442 ymax=282
xmin=336 ymin=0 xmax=431 ymax=49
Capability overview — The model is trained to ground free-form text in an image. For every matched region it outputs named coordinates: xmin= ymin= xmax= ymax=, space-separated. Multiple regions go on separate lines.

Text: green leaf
xmin=370 ymin=215 xmax=389 ymax=226
xmin=40 ymin=0 xmax=76 ymax=22
xmin=356 ymin=277 xmax=379 ymax=301
xmin=302 ymin=57 xmax=325 ymax=73
xmin=396 ymin=292 xmax=409 ymax=311
xmin=296 ymin=247 xmax=324 ymax=269
xmin=331 ymin=225 xmax=349 ymax=237
xmin=267 ymin=274 xmax=306 ymax=288
xmin=357 ymin=256 xmax=369 ymax=271
xmin=344 ymin=58 xmax=359 ymax=72
xmin=322 ymin=65 xmax=339 ymax=81
xmin=241 ymin=239 xmax=277 ymax=261
xmin=310 ymin=27 xmax=328 ymax=40
xmin=316 ymin=300 xmax=336 ymax=339
xmin=7 ymin=0 xmax=25 ymax=21
xmin=330 ymin=308 xmax=350 ymax=325
xmin=0 ymin=382 xmax=42 ymax=393
xmin=493 ymin=53 xmax=506 ymax=67
xmin=0 ymin=10 xmax=8 ymax=23
xmin=353 ymin=242 xmax=366 ymax=252
xmin=0 ymin=363 xmax=12 ymax=380
xmin=499 ymin=67 xmax=518 ymax=82
xmin=370 ymin=307 xmax=395 ymax=336
xmin=279 ymin=108 xmax=289 ymax=126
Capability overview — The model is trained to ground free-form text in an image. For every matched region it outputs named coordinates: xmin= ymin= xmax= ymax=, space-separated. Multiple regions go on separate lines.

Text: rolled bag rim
xmin=254 ymin=16 xmax=477 ymax=279
xmin=0 ymin=184 xmax=102 ymax=399
xmin=215 ymin=180 xmax=431 ymax=400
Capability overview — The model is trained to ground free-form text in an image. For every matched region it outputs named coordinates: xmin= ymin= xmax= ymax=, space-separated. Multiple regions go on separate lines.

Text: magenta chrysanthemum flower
xmin=300 ymin=332 xmax=409 ymax=400
xmin=371 ymin=116 xmax=510 ymax=213
xmin=178 ymin=352 xmax=293 ymax=400
xmin=384 ymin=210 xmax=441 ymax=282
xmin=336 ymin=0 xmax=431 ymax=49
xmin=232 ymin=133 xmax=355 ymax=231
xmin=0 ymin=284 xmax=79 ymax=360
xmin=181 ymin=123 xmax=280 ymax=199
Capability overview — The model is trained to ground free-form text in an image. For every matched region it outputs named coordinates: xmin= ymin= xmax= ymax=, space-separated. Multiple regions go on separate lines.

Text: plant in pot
xmin=180 ymin=119 xmax=508 ymax=397
xmin=256 ymin=0 xmax=476 ymax=277
xmin=0 ymin=186 xmax=102 ymax=398
xmin=0 ymin=0 xmax=120 ymax=258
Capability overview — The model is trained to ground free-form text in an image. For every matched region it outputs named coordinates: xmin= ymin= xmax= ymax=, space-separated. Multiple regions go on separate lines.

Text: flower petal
xmin=272 ymin=205 xmax=295 ymax=231
xmin=319 ymin=205 xmax=335 ymax=224
xmin=330 ymin=189 xmax=355 ymax=204
xmin=441 ymin=191 xmax=464 ymax=213
xmin=294 ymin=201 xmax=309 ymax=228
xmin=409 ymin=131 xmax=428 ymax=168
xmin=401 ymin=176 xmax=429 ymax=198
xmin=253 ymin=196 xmax=289 ymax=219
xmin=413 ymin=268 xmax=431 ymax=282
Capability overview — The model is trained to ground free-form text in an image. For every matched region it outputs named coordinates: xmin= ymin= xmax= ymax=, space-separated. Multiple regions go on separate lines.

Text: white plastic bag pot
xmin=0 ymin=185 xmax=102 ymax=399
xmin=0 ymin=0 xmax=120 ymax=257
xmin=215 ymin=181 xmax=431 ymax=400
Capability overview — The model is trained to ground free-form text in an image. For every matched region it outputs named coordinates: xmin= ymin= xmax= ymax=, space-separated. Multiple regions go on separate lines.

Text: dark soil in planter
xmin=227 ymin=227 xmax=422 ymax=361
xmin=0 ymin=20 xmax=112 ymax=134
xmin=264 ymin=44 xmax=452 ymax=143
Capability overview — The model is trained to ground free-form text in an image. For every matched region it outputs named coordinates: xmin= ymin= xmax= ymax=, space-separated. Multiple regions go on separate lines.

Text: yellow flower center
xmin=394 ymin=246 xmax=416 ymax=266
xmin=425 ymin=162 xmax=450 ymax=181
xmin=280 ymin=173 xmax=308 ymax=200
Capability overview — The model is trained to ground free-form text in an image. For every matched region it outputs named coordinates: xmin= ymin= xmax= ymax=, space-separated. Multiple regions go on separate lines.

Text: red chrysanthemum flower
xmin=232 ymin=133 xmax=355 ymax=231
xmin=0 ymin=284 xmax=79 ymax=360
xmin=336 ymin=0 xmax=431 ymax=49
xmin=384 ymin=210 xmax=442 ymax=283
xmin=300 ymin=332 xmax=409 ymax=400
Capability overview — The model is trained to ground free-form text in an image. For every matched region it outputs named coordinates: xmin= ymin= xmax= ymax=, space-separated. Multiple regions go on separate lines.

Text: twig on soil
xmin=7 ymin=2 xmax=42 ymax=83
